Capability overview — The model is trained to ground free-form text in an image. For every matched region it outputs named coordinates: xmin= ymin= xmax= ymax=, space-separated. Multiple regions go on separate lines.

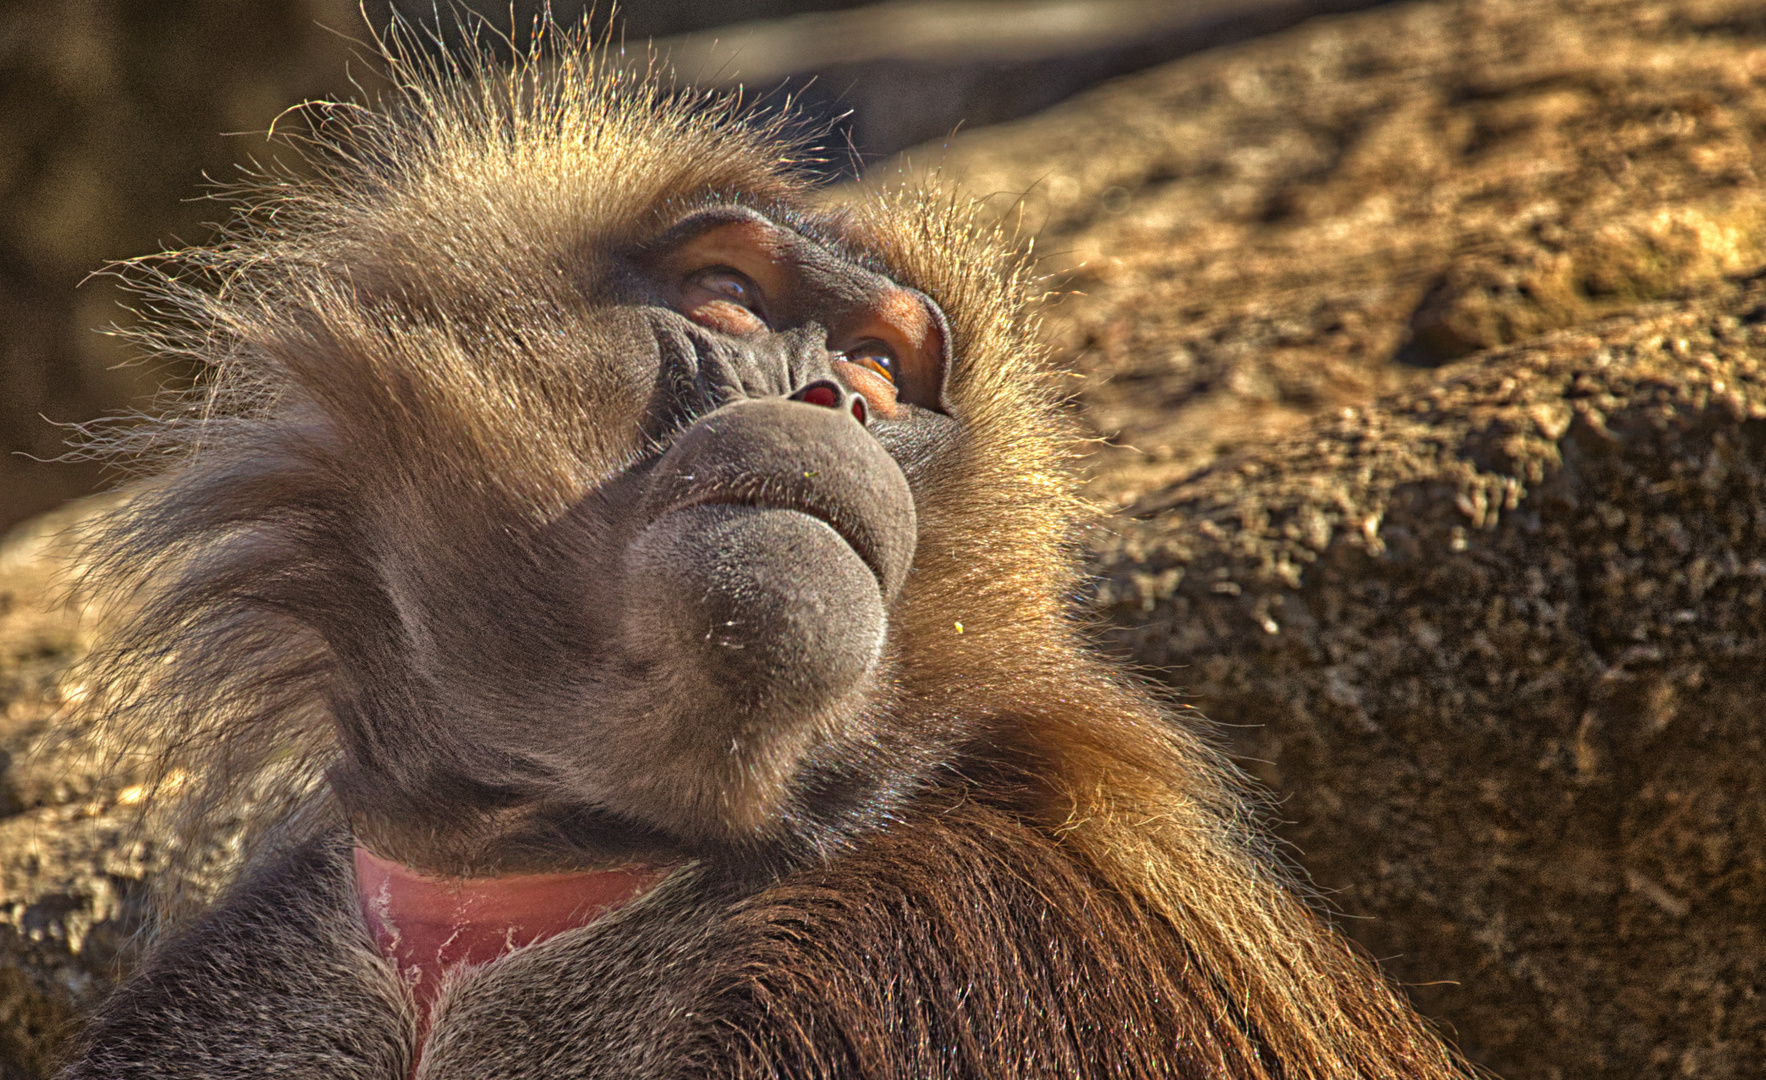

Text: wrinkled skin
xmin=325 ymin=204 xmax=961 ymax=873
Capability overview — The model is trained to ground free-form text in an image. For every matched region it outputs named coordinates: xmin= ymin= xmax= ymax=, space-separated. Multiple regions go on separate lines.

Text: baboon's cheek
xmin=623 ymin=504 xmax=887 ymax=713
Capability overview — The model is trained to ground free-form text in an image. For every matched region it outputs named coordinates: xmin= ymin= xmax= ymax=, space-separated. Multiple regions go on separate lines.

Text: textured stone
xmin=891 ymin=0 xmax=1766 ymax=510
xmin=1089 ymin=279 xmax=1766 ymax=1079
xmin=0 ymin=499 xmax=151 ymax=1080
xmin=646 ymin=0 xmax=1393 ymax=174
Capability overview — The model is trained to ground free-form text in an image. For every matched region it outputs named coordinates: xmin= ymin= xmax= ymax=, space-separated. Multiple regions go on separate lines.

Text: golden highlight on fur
xmin=66 ymin=19 xmax=1474 ymax=1080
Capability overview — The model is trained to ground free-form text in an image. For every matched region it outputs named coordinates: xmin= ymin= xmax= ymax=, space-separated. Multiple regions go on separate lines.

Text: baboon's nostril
xmin=791 ymin=381 xmax=841 ymax=410
xmin=790 ymin=379 xmax=868 ymax=427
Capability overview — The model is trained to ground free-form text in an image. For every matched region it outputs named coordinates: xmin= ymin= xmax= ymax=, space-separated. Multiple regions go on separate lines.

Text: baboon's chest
xmin=353 ymin=847 xmax=667 ymax=1016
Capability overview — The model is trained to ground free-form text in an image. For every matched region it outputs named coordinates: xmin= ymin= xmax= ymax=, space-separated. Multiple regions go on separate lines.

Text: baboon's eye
xmin=842 ymin=339 xmax=897 ymax=385
xmin=831 ymin=290 xmax=945 ymax=418
xmin=682 ymin=266 xmax=769 ymax=335
xmin=689 ymin=267 xmax=762 ymax=311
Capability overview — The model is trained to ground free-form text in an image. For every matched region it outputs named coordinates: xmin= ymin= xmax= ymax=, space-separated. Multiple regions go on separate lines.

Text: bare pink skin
xmin=353 ymin=847 xmax=669 ymax=1032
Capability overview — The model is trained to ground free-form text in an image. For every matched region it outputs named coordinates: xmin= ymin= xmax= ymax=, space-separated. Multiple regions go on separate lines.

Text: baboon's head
xmin=106 ymin=47 xmax=1075 ymax=878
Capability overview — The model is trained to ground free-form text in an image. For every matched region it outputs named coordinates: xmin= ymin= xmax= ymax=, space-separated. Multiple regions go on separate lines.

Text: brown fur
xmin=65 ymin=21 xmax=1473 ymax=1080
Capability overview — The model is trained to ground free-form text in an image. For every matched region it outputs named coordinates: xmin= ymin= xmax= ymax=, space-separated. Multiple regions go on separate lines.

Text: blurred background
xmin=0 ymin=0 xmax=1383 ymax=534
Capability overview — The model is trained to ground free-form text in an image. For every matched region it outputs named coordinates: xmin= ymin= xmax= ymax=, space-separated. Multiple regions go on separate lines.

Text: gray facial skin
xmin=304 ymin=204 xmax=963 ymax=874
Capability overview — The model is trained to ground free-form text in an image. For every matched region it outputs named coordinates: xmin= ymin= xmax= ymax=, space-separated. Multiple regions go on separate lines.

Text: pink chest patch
xmin=353 ymin=847 xmax=668 ymax=1016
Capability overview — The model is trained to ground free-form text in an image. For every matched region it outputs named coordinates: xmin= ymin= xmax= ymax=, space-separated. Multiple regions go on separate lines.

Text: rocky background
xmin=5 ymin=0 xmax=1766 ymax=1077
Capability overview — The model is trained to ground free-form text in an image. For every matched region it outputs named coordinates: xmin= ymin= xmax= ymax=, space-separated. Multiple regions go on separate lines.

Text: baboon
xmin=62 ymin=26 xmax=1472 ymax=1080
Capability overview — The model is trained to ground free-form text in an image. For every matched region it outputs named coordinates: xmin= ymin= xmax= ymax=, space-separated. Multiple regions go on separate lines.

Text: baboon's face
xmin=332 ymin=202 xmax=963 ymax=870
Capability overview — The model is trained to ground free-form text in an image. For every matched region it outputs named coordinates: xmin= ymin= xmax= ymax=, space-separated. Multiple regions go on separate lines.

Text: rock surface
xmin=0 ymin=499 xmax=151 ymax=1080
xmin=1092 ymin=280 xmax=1766 ymax=1079
xmin=646 ymin=0 xmax=1394 ymax=176
xmin=900 ymin=0 xmax=1766 ymax=508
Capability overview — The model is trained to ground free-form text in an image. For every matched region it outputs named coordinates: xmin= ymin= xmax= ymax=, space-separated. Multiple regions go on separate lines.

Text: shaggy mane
xmin=68 ymin=17 xmax=1471 ymax=1080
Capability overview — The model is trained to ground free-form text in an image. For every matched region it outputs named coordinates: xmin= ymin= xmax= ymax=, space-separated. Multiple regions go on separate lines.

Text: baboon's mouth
xmin=636 ymin=396 xmax=919 ymax=606
xmin=658 ymin=486 xmax=888 ymax=590
xmin=353 ymin=847 xmax=671 ymax=1011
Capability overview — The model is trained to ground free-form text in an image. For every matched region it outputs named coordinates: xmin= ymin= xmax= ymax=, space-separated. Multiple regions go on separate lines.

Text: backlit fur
xmin=71 ymin=22 xmax=1472 ymax=1079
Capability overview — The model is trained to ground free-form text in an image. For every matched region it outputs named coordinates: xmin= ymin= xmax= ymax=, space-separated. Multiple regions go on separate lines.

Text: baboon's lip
xmin=656 ymin=485 xmax=891 ymax=591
